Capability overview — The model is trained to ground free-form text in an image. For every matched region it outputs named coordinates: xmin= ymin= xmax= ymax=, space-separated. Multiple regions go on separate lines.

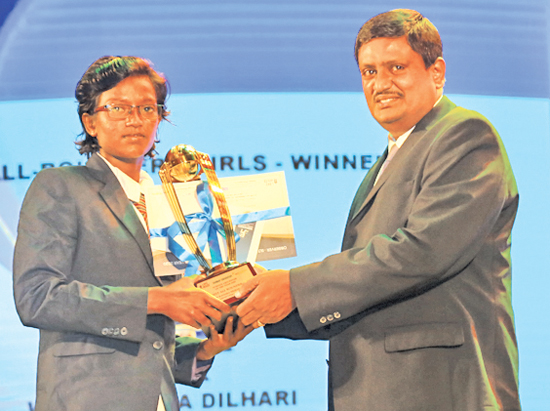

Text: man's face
xmin=82 ymin=75 xmax=160 ymax=168
xmin=357 ymin=35 xmax=445 ymax=136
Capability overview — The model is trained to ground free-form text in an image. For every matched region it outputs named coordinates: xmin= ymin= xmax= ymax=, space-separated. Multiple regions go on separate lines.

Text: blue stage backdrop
xmin=0 ymin=1 xmax=549 ymax=410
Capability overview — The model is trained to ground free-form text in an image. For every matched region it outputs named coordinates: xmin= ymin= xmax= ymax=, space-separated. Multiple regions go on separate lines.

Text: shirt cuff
xmin=191 ymin=357 xmax=213 ymax=383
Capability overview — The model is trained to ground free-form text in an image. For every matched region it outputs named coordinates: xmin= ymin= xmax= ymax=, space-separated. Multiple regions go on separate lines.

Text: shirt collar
xmin=387 ymin=95 xmax=444 ymax=151
xmin=97 ymin=153 xmax=154 ymax=202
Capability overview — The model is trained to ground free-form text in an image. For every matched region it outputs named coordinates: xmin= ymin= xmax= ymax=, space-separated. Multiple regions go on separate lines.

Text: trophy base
xmin=195 ymin=261 xmax=257 ymax=305
xmin=195 ymin=262 xmax=257 ymax=335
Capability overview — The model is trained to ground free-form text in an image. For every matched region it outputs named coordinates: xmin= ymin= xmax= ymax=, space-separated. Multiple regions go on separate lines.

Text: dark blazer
xmin=13 ymin=153 xmax=205 ymax=411
xmin=266 ymin=97 xmax=521 ymax=411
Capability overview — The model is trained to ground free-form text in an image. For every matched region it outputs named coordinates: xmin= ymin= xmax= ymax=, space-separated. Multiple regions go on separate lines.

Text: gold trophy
xmin=159 ymin=144 xmax=257 ymax=331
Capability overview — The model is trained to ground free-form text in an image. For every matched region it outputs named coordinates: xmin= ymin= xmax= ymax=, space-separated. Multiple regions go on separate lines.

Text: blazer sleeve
xmin=13 ymin=169 xmax=149 ymax=343
xmin=265 ymin=308 xmax=357 ymax=340
xmin=290 ymin=115 xmax=516 ymax=333
xmin=172 ymin=336 xmax=212 ymax=387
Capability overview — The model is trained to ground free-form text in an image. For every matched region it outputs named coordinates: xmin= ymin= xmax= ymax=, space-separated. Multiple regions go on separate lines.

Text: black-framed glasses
xmin=94 ymin=104 xmax=162 ymax=120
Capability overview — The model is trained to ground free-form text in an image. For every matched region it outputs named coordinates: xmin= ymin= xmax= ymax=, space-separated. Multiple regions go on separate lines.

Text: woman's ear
xmin=81 ymin=113 xmax=97 ymax=137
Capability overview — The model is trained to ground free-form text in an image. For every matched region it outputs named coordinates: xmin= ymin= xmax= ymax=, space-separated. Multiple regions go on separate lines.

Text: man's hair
xmin=354 ymin=9 xmax=442 ymax=68
xmin=75 ymin=56 xmax=170 ymax=158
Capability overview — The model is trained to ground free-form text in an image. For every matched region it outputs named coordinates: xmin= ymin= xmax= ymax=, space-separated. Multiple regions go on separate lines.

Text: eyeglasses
xmin=94 ymin=104 xmax=162 ymax=120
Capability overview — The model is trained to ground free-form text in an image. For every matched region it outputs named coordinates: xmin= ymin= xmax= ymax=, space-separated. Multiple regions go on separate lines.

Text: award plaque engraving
xmin=159 ymin=145 xmax=257 ymax=332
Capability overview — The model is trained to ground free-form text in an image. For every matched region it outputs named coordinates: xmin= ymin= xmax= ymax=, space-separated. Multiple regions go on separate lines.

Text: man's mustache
xmin=373 ymin=91 xmax=404 ymax=100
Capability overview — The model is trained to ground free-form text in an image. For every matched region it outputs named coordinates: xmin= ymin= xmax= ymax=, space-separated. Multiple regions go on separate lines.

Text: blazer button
xmin=113 ymin=328 xmax=120 ymax=336
xmin=327 ymin=314 xmax=334 ymax=321
xmin=334 ymin=312 xmax=341 ymax=319
xmin=153 ymin=340 xmax=164 ymax=350
xmin=101 ymin=328 xmax=109 ymax=336
xmin=120 ymin=327 xmax=128 ymax=336
xmin=320 ymin=316 xmax=327 ymax=324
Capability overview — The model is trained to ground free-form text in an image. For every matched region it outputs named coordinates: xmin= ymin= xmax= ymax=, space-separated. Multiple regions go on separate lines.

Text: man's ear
xmin=431 ymin=57 xmax=446 ymax=89
xmin=81 ymin=113 xmax=97 ymax=137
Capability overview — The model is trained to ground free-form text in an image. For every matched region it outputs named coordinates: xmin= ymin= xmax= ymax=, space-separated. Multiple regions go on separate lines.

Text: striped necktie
xmin=132 ymin=192 xmax=149 ymax=234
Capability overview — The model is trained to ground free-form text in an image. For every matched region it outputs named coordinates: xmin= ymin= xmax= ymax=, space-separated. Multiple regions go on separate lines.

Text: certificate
xmin=145 ymin=171 xmax=296 ymax=278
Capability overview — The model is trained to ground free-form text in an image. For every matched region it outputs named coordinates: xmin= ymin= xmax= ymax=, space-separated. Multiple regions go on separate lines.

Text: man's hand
xmin=235 ymin=269 xmax=295 ymax=326
xmin=147 ymin=277 xmax=230 ymax=328
xmin=196 ymin=317 xmax=255 ymax=360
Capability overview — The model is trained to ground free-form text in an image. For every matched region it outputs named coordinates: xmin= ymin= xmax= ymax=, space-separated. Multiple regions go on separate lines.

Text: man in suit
xmin=13 ymin=56 xmax=253 ymax=411
xmin=236 ymin=9 xmax=521 ymax=411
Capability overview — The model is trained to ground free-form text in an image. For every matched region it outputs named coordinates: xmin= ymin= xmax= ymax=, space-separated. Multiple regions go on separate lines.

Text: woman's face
xmin=82 ymin=75 xmax=160 ymax=168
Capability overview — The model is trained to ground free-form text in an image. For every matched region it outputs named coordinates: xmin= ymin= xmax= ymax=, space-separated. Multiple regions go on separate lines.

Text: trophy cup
xmin=159 ymin=144 xmax=257 ymax=332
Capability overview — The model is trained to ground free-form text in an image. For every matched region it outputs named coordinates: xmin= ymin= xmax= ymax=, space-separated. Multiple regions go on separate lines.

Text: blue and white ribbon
xmin=150 ymin=182 xmax=290 ymax=275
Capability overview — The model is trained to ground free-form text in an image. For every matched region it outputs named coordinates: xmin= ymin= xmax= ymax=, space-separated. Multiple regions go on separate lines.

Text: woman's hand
xmin=147 ymin=277 xmax=230 ymax=328
xmin=196 ymin=316 xmax=255 ymax=360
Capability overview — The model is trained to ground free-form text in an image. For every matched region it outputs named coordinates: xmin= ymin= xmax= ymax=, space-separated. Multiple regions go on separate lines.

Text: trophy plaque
xmin=159 ymin=145 xmax=257 ymax=332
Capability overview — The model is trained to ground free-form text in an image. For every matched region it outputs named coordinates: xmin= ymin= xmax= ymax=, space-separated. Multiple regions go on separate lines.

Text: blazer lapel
xmin=347 ymin=150 xmax=387 ymax=223
xmin=86 ymin=154 xmax=156 ymax=277
xmin=349 ymin=132 xmax=421 ymax=225
xmin=348 ymin=96 xmax=457 ymax=225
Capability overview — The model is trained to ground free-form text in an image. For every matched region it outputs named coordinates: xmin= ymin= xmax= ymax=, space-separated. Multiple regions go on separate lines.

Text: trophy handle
xmin=159 ymin=165 xmax=212 ymax=272
xmin=195 ymin=152 xmax=237 ymax=262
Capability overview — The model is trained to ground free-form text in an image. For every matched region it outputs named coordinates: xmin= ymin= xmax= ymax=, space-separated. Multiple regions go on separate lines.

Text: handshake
xmin=147 ymin=267 xmax=295 ymax=360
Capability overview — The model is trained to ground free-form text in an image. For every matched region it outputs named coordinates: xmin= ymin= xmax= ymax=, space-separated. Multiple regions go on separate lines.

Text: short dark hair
xmin=354 ymin=9 xmax=442 ymax=68
xmin=75 ymin=56 xmax=170 ymax=158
